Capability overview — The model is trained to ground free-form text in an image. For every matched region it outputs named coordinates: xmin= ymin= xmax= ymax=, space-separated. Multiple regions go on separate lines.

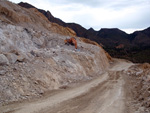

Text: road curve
xmin=0 ymin=59 xmax=133 ymax=113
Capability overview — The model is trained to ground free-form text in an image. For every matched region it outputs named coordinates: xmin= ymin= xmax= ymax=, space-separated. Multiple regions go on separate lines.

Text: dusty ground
xmin=1 ymin=1 xmax=149 ymax=113
xmin=1 ymin=59 xmax=140 ymax=113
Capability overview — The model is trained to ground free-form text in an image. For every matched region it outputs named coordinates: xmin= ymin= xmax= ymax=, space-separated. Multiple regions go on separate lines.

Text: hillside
xmin=0 ymin=0 xmax=109 ymax=105
xmin=0 ymin=1 xmax=150 ymax=113
xmin=18 ymin=2 xmax=150 ymax=63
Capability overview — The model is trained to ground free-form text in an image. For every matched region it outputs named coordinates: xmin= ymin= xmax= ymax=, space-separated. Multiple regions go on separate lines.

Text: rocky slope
xmin=124 ymin=63 xmax=150 ymax=113
xmin=0 ymin=1 xmax=76 ymax=36
xmin=0 ymin=0 xmax=109 ymax=105
xmin=18 ymin=2 xmax=150 ymax=63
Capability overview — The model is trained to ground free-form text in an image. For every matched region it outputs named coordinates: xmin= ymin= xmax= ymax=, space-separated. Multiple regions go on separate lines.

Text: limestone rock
xmin=17 ymin=55 xmax=26 ymax=62
xmin=0 ymin=70 xmax=6 ymax=75
xmin=5 ymin=53 xmax=17 ymax=64
xmin=0 ymin=54 xmax=9 ymax=65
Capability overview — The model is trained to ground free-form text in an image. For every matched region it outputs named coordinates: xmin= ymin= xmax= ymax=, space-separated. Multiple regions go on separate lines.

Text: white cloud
xmin=8 ymin=0 xmax=150 ymax=33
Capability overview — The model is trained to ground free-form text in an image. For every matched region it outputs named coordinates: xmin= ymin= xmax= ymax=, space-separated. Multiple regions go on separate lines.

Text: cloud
xmin=9 ymin=0 xmax=150 ymax=33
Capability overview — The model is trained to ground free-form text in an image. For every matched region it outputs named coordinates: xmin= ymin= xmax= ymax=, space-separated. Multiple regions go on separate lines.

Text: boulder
xmin=0 ymin=70 xmax=6 ymax=75
xmin=17 ymin=54 xmax=26 ymax=62
xmin=0 ymin=54 xmax=9 ymax=65
xmin=5 ymin=53 xmax=17 ymax=64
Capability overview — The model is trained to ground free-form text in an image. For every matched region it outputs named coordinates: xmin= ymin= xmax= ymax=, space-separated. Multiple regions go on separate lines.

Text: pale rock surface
xmin=5 ymin=53 xmax=17 ymax=63
xmin=0 ymin=0 xmax=110 ymax=105
xmin=0 ymin=54 xmax=9 ymax=65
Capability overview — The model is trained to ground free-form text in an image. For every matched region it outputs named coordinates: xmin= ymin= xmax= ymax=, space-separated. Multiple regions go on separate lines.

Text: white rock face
xmin=0 ymin=21 xmax=110 ymax=104
xmin=0 ymin=1 xmax=110 ymax=104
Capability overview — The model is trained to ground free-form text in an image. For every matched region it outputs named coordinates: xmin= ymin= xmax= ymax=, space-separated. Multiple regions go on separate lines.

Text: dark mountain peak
xmin=88 ymin=27 xmax=95 ymax=31
xmin=142 ymin=27 xmax=150 ymax=36
xmin=67 ymin=22 xmax=86 ymax=28
xmin=100 ymin=28 xmax=119 ymax=31
xmin=146 ymin=26 xmax=150 ymax=30
xmin=138 ymin=27 xmax=150 ymax=32
xmin=130 ymin=26 xmax=150 ymax=42
xmin=18 ymin=2 xmax=47 ymax=15
xmin=99 ymin=28 xmax=126 ymax=34
xmin=18 ymin=2 xmax=35 ymax=9
xmin=98 ymin=28 xmax=128 ymax=37
xmin=46 ymin=11 xmax=52 ymax=16
xmin=132 ymin=27 xmax=150 ymax=37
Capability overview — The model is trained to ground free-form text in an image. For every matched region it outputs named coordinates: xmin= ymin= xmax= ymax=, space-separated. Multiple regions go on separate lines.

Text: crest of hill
xmin=0 ymin=0 xmax=76 ymax=36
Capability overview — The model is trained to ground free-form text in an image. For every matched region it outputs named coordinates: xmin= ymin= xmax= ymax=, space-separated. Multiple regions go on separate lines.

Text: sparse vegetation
xmin=105 ymin=47 xmax=150 ymax=63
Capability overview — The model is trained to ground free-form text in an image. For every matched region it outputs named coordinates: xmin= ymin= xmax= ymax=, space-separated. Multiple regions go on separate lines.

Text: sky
xmin=9 ymin=0 xmax=150 ymax=33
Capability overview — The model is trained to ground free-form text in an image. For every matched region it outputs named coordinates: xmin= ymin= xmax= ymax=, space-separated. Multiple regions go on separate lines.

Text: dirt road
xmin=0 ymin=59 xmax=134 ymax=113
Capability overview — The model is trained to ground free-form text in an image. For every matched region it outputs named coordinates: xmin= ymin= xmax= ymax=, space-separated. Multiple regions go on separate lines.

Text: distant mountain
xmin=18 ymin=2 xmax=150 ymax=63
xmin=130 ymin=27 xmax=150 ymax=47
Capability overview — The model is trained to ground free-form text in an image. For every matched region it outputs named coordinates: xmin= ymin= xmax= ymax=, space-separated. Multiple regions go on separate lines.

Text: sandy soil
xmin=0 ymin=59 xmax=134 ymax=113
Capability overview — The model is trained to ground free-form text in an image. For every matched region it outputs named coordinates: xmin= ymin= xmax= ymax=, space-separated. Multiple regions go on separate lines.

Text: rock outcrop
xmin=0 ymin=1 xmax=109 ymax=105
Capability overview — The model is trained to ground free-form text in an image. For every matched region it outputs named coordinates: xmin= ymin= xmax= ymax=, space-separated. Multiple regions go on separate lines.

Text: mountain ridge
xmin=18 ymin=2 xmax=150 ymax=63
xmin=0 ymin=1 xmax=150 ymax=113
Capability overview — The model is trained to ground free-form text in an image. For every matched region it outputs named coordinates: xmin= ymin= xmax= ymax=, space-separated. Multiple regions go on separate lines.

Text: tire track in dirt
xmin=0 ymin=59 xmax=133 ymax=113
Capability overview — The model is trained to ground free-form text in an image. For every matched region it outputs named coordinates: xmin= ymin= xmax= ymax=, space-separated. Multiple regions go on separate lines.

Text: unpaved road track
xmin=0 ymin=59 xmax=133 ymax=113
